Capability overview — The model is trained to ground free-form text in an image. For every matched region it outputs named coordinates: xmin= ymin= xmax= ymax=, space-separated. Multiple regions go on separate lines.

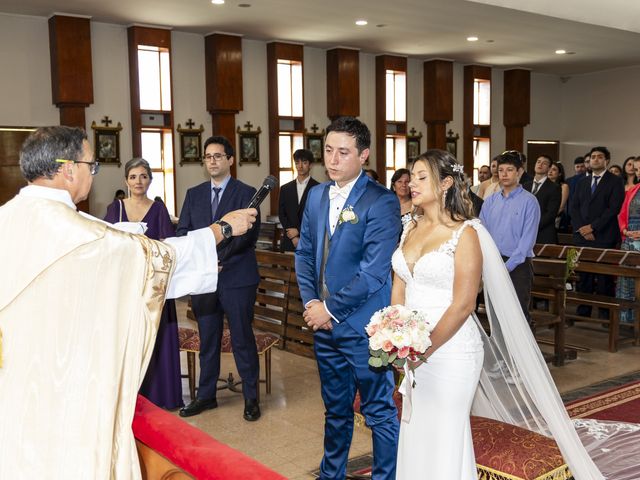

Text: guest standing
xmin=478 ymin=158 xmax=500 ymax=199
xmin=104 ymin=158 xmax=182 ymax=410
xmin=622 ymin=156 xmax=638 ymax=192
xmin=523 ymin=155 xmax=561 ymax=244
xmin=278 ymin=149 xmax=319 ymax=252
xmin=548 ymin=162 xmax=570 ymax=232
xmin=617 ymin=157 xmax=640 ymax=324
xmin=391 ymin=168 xmax=412 ymax=225
xmin=480 ymin=150 xmax=540 ymax=325
xmin=177 ymin=135 xmax=262 ymax=421
xmin=570 ymin=146 xmax=625 ymax=319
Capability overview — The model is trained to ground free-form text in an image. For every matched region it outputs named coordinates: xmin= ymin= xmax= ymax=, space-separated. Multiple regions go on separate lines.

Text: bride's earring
xmin=441 ymin=189 xmax=447 ymax=207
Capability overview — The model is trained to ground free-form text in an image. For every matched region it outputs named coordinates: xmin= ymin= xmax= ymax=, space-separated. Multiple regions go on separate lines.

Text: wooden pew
xmin=534 ymin=244 xmax=640 ymax=352
xmin=285 ymin=270 xmax=315 ymax=358
xmin=530 ymin=258 xmax=571 ymax=366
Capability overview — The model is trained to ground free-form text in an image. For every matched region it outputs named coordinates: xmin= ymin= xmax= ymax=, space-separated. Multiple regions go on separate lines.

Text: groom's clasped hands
xmin=302 ymin=300 xmax=333 ymax=331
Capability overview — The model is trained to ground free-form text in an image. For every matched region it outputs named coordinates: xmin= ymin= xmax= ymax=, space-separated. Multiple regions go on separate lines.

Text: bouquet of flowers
xmin=365 ymin=305 xmax=433 ymax=369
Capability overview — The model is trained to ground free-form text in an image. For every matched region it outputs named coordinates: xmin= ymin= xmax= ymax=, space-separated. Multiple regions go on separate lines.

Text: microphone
xmin=246 ymin=175 xmax=278 ymax=209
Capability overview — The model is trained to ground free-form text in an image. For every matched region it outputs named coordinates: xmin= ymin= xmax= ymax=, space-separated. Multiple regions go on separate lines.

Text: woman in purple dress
xmin=104 ymin=158 xmax=183 ymax=409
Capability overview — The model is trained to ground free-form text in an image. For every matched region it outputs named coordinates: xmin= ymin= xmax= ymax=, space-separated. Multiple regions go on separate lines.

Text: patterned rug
xmin=565 ymin=379 xmax=640 ymax=423
xmin=313 ymin=372 xmax=640 ymax=478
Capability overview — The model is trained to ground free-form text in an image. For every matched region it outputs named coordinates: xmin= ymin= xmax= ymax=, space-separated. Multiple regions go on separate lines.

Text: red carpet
xmin=347 ymin=380 xmax=640 ymax=478
xmin=566 ymin=380 xmax=640 ymax=423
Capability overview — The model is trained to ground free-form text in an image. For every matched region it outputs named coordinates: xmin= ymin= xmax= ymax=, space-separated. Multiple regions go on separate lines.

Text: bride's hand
xmin=407 ymin=358 xmax=424 ymax=370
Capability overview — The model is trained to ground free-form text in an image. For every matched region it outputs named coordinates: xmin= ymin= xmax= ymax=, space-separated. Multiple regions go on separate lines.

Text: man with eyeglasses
xmin=0 ymin=126 xmax=257 ymax=479
xmin=177 ymin=135 xmax=263 ymax=422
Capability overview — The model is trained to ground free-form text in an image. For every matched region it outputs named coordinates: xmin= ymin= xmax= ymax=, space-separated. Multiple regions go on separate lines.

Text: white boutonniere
xmin=338 ymin=205 xmax=358 ymax=226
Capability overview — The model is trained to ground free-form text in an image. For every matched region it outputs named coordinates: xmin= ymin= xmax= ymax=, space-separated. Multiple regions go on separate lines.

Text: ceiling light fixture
xmin=555 ymin=49 xmax=566 ymax=54
xmin=467 ymin=36 xmax=479 ymax=42
xmin=355 ymin=20 xmax=368 ymax=26
xmin=211 ymin=0 xmax=225 ymax=4
xmin=238 ymin=3 xmax=251 ymax=6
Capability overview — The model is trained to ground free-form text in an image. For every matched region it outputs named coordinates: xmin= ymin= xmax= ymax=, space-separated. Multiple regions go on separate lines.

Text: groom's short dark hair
xmin=326 ymin=117 xmax=371 ymax=154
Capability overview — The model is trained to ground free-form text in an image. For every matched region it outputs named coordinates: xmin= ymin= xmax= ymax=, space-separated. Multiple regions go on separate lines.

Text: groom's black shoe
xmin=243 ymin=398 xmax=261 ymax=421
xmin=179 ymin=398 xmax=218 ymax=417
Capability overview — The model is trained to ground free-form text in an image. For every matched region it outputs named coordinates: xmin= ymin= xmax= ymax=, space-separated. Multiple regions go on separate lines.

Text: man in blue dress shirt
xmin=480 ymin=150 xmax=541 ymax=326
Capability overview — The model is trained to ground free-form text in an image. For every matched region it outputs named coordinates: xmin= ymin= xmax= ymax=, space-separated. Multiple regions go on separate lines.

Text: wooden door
xmin=0 ymin=127 xmax=35 ymax=206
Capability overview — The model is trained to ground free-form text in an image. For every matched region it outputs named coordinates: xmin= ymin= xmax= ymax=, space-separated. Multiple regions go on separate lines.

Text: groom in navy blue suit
xmin=176 ymin=135 xmax=262 ymax=421
xmin=296 ymin=117 xmax=401 ymax=479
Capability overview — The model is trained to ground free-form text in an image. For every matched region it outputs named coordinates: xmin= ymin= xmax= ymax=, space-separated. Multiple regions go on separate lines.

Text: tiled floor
xmin=174 ymin=299 xmax=640 ymax=479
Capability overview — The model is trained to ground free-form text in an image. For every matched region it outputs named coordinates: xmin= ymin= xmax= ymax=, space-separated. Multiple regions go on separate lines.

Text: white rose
xmin=342 ymin=210 xmax=356 ymax=222
xmin=369 ymin=334 xmax=384 ymax=351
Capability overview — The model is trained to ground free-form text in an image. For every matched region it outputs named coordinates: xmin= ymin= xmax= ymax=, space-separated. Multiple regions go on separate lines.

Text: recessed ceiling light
xmin=238 ymin=3 xmax=251 ymax=6
xmin=376 ymin=24 xmax=387 ymax=28
xmin=555 ymin=49 xmax=566 ymax=55
xmin=467 ymin=36 xmax=479 ymax=42
xmin=211 ymin=0 xmax=224 ymax=4
xmin=355 ymin=20 xmax=368 ymax=26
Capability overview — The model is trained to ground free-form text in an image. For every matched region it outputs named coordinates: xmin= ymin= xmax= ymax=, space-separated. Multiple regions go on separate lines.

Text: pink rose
xmin=382 ymin=340 xmax=394 ymax=352
xmin=397 ymin=346 xmax=410 ymax=358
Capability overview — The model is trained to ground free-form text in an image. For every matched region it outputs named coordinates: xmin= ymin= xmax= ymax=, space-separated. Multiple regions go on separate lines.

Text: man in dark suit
xmin=524 ymin=154 xmax=562 ymax=244
xmin=565 ymin=156 xmax=588 ymax=229
xmin=176 ymin=135 xmax=262 ymax=421
xmin=278 ymin=148 xmax=319 ymax=252
xmin=570 ymin=146 xmax=625 ymax=318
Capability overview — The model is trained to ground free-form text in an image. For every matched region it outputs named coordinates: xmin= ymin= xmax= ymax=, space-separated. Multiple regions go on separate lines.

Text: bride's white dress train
xmin=394 ymin=221 xmax=483 ymax=479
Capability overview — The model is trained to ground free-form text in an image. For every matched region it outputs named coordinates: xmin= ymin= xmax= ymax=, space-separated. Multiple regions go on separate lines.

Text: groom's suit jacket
xmin=295 ymin=172 xmax=401 ymax=336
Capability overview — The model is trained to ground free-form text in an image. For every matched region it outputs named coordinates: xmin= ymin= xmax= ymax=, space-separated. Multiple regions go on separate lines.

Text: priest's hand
xmin=211 ymin=208 xmax=258 ymax=243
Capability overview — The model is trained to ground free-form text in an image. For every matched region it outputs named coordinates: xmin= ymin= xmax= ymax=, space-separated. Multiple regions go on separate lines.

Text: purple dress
xmin=104 ymin=200 xmax=183 ymax=409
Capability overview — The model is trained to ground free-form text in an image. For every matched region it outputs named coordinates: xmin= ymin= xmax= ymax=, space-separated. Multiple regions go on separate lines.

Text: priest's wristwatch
xmin=215 ymin=220 xmax=233 ymax=239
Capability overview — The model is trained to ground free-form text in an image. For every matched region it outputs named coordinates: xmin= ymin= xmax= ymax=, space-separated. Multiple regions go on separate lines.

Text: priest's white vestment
xmin=0 ymin=187 xmax=218 ymax=479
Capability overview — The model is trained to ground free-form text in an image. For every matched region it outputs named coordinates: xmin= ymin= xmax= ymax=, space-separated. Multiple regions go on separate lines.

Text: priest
xmin=0 ymin=126 xmax=257 ymax=479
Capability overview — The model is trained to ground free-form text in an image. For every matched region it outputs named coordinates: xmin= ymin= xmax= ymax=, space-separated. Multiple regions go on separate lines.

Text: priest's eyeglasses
xmin=56 ymin=158 xmax=101 ymax=175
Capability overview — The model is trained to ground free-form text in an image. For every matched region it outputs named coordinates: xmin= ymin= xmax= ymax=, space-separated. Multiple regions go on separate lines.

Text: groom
xmin=295 ymin=117 xmax=401 ymax=479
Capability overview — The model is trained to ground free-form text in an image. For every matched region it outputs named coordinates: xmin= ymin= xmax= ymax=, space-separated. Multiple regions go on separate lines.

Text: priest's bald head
xmin=20 ymin=126 xmax=97 ymax=204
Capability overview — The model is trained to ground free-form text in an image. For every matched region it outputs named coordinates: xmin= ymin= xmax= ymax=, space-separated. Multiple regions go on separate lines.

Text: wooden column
xmin=503 ymin=69 xmax=531 ymax=152
xmin=326 ymin=48 xmax=359 ymax=121
xmin=423 ymin=60 xmax=453 ymax=150
xmin=463 ymin=65 xmax=491 ymax=176
xmin=206 ymin=33 xmax=243 ymax=178
xmin=49 ymin=14 xmax=93 ymax=212
xmin=375 ymin=55 xmax=407 ymax=184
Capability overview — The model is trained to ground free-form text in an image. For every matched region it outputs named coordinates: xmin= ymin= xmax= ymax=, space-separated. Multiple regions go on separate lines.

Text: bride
xmin=393 ymin=150 xmax=603 ymax=479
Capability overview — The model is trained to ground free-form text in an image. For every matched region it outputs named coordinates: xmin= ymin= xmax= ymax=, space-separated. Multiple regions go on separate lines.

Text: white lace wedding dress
xmin=394 ymin=220 xmax=484 ymax=479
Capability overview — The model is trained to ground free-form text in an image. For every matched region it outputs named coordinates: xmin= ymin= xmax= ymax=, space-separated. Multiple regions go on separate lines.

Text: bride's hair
xmin=411 ymin=149 xmax=475 ymax=222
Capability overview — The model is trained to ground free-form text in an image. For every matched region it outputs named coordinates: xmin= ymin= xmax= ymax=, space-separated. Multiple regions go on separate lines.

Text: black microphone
xmin=246 ymin=175 xmax=278 ymax=209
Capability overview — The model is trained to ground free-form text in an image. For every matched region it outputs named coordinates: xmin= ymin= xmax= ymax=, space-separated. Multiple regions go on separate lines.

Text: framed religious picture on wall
xmin=304 ymin=124 xmax=325 ymax=162
xmin=237 ymin=122 xmax=261 ymax=166
xmin=446 ymin=129 xmax=460 ymax=158
xmin=177 ymin=120 xmax=204 ymax=166
xmin=406 ymin=128 xmax=423 ymax=163
xmin=91 ymin=118 xmax=122 ymax=167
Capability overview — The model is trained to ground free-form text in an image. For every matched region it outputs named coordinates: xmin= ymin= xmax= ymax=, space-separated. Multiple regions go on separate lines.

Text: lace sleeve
xmin=399 ymin=219 xmax=415 ymax=248
xmin=444 ymin=219 xmax=481 ymax=256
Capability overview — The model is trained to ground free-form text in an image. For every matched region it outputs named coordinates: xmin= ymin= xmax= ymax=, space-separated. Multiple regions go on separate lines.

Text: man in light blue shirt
xmin=480 ymin=150 xmax=541 ymax=325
